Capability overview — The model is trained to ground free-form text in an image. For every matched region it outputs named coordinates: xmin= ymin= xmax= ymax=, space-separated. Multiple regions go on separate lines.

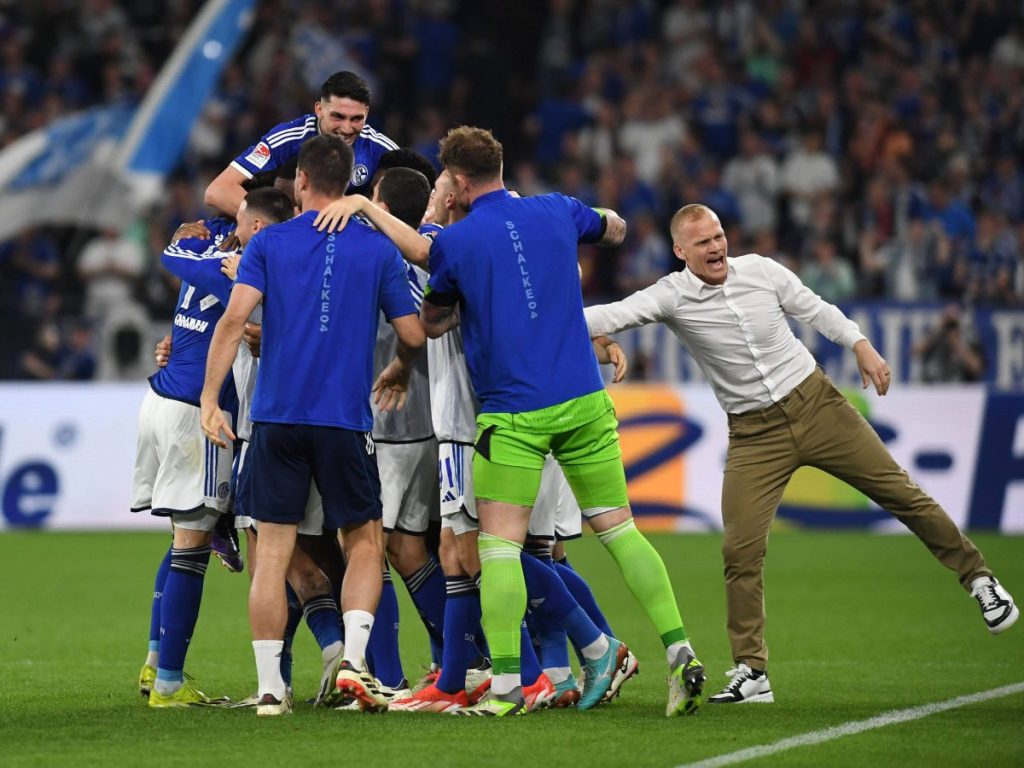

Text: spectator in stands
xmin=618 ymin=211 xmax=672 ymax=295
xmin=722 ymin=129 xmax=778 ymax=236
xmin=780 ymin=129 xmax=840 ymax=230
xmin=914 ymin=305 xmax=986 ymax=383
xmin=800 ymin=237 xmax=856 ymax=304
xmin=77 ymin=226 xmax=146 ymax=322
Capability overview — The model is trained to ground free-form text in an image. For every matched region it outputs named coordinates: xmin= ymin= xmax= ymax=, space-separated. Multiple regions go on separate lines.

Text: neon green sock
xmin=478 ymin=533 xmax=525 ymax=676
xmin=596 ymin=519 xmax=688 ymax=647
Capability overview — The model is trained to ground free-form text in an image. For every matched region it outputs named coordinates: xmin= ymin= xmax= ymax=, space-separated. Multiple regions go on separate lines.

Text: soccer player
xmin=200 ymin=135 xmax=425 ymax=716
xmin=204 ymin=71 xmax=396 ymax=217
xmin=320 ymin=128 xmax=702 ymax=717
xmin=584 ymin=203 xmax=1019 ymax=704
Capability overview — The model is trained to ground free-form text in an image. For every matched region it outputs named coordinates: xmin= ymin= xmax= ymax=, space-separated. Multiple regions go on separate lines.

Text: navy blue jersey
xmin=151 ymin=218 xmax=237 ymax=409
xmin=230 ymin=114 xmax=397 ymax=197
xmin=426 ymin=190 xmax=605 ymax=414
xmin=236 ymin=211 xmax=416 ymax=430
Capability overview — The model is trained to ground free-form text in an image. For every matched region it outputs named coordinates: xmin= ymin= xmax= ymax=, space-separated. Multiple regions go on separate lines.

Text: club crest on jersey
xmin=245 ymin=141 xmax=272 ymax=169
xmin=352 ymin=164 xmax=369 ymax=186
xmin=217 ymin=482 xmax=230 ymax=500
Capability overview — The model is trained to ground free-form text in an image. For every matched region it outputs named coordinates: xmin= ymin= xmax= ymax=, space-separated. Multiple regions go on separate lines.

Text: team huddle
xmin=132 ymin=71 xmax=1018 ymax=718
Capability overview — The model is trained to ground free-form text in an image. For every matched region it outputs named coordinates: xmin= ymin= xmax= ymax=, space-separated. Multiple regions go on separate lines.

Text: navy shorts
xmin=249 ymin=422 xmax=382 ymax=529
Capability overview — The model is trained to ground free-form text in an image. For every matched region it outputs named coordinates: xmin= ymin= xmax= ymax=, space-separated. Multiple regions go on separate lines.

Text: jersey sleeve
xmin=557 ymin=193 xmax=605 ymax=244
xmin=230 ymin=116 xmax=313 ymax=180
xmin=236 ymin=232 xmax=268 ymax=296
xmin=379 ymin=248 xmax=418 ymax=320
xmin=424 ymin=235 xmax=460 ymax=306
xmin=161 ymin=238 xmax=234 ymax=306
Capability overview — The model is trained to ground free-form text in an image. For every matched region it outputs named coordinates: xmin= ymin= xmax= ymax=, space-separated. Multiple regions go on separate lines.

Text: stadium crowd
xmin=1 ymin=0 xmax=1023 ymax=380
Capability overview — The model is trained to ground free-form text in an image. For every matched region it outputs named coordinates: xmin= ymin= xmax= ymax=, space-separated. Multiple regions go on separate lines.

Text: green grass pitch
xmin=0 ymin=531 xmax=1021 ymax=767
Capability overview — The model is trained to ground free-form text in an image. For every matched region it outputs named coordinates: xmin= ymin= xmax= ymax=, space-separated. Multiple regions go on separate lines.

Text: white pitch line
xmin=677 ymin=681 xmax=1024 ymax=768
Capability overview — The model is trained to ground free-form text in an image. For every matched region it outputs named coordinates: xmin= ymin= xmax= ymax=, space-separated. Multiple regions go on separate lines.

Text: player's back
xmin=431 ymin=191 xmax=603 ymax=414
xmin=239 ymin=212 xmax=415 ymax=431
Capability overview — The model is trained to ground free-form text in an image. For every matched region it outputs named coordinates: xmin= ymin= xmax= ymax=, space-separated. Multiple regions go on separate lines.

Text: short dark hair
xmin=375 ymin=168 xmax=431 ymax=229
xmin=438 ymin=126 xmax=503 ymax=181
xmin=297 ymin=135 xmax=353 ymax=197
xmin=374 ymin=148 xmax=437 ymax=187
xmin=321 ymin=71 xmax=371 ymax=105
xmin=243 ymin=186 xmax=293 ymax=224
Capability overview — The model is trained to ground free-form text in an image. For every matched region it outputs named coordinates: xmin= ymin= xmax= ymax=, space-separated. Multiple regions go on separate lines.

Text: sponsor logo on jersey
xmin=245 ymin=141 xmax=272 ymax=169
xmin=174 ymin=314 xmax=209 ymax=333
xmin=351 ymin=163 xmax=369 ymax=186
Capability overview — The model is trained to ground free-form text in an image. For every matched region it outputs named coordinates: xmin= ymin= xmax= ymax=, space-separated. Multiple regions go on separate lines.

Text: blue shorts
xmin=249 ymin=422 xmax=382 ymax=529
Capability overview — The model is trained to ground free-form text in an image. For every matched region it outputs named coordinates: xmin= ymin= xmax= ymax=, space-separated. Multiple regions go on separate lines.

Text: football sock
xmin=146 ymin=545 xmax=172 ymax=668
xmin=400 ymin=556 xmax=447 ymax=656
xmin=519 ymin=620 xmax=541 ymax=688
xmin=303 ymin=593 xmax=342 ymax=652
xmin=156 ymin=544 xmax=211 ymax=687
xmin=366 ymin=568 xmax=403 ymax=685
xmin=253 ymin=639 xmax=287 ymax=700
xmin=478 ymin=533 xmax=525 ymax=685
xmin=666 ymin=639 xmax=695 ymax=668
xmin=596 ymin=519 xmax=688 ymax=647
xmin=555 ymin=557 xmax=615 ymax=637
xmin=437 ymin=576 xmax=482 ymax=694
xmin=281 ymin=586 xmax=302 ymax=686
xmin=343 ymin=608 xmax=376 ymax=672
xmin=520 ymin=552 xmax=603 ymax=652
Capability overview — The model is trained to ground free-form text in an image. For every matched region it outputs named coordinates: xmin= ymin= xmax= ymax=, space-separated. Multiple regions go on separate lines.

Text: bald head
xmin=670 ymin=204 xmax=729 ymax=285
xmin=669 ymin=204 xmax=719 ymax=245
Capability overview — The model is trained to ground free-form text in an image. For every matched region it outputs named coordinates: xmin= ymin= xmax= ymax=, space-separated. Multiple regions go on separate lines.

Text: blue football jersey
xmin=230 ymin=114 xmax=397 ymax=197
xmin=151 ymin=218 xmax=237 ymax=408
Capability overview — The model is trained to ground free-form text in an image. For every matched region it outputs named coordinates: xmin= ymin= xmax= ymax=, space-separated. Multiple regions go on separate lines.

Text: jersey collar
xmin=469 ymin=189 xmax=513 ymax=211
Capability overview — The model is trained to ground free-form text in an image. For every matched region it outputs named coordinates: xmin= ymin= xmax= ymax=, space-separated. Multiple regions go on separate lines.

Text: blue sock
xmin=303 ymin=594 xmax=342 ymax=651
xmin=437 ymin=576 xmax=482 ymax=694
xmin=556 ymin=557 xmax=614 ymax=637
xmin=280 ymin=586 xmax=302 ymax=686
xmin=157 ymin=544 xmax=211 ymax=680
xmin=521 ymin=552 xmax=602 ymax=650
xmin=148 ymin=546 xmax=172 ymax=653
xmin=520 ymin=620 xmax=542 ymax=687
xmin=400 ymin=557 xmax=447 ymax=660
xmin=367 ymin=567 xmax=404 ymax=687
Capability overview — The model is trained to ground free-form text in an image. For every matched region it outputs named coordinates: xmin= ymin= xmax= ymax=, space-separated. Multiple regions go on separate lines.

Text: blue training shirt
xmin=237 ymin=211 xmax=416 ymax=430
xmin=150 ymin=218 xmax=237 ymax=409
xmin=230 ymin=115 xmax=398 ymax=197
xmin=426 ymin=190 xmax=606 ymax=414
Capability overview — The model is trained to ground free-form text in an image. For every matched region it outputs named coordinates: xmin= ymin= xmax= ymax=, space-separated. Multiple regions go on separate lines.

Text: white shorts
xmin=438 ymin=441 xmax=476 ymax=520
xmin=235 ymin=440 xmax=325 ymax=536
xmin=379 ymin=438 xmax=439 ymax=535
xmin=441 ymin=507 xmax=479 ymax=536
xmin=131 ymin=389 xmax=232 ymax=530
xmin=527 ymin=455 xmax=583 ymax=541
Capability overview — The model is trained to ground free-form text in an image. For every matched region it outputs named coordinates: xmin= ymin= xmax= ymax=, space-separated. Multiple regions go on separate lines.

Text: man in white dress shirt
xmin=585 ymin=204 xmax=1018 ymax=704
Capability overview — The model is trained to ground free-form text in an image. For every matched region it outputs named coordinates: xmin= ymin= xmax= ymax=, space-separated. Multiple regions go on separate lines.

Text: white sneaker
xmin=378 ymin=679 xmax=412 ymax=702
xmin=971 ymin=576 xmax=1019 ymax=634
xmin=707 ymin=663 xmax=774 ymax=704
xmin=256 ymin=691 xmax=293 ymax=716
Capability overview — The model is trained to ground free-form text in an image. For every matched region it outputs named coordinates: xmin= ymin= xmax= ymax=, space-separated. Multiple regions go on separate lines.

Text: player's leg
xmin=797 ymin=371 xmax=1016 ymax=633
xmin=139 ymin=540 xmax=171 ymax=698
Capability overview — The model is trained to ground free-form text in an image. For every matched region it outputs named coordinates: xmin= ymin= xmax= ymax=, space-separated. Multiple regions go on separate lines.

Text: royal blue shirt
xmin=425 ymin=190 xmax=605 ymax=414
xmin=230 ymin=114 xmax=397 ymax=197
xmin=237 ymin=211 xmax=416 ymax=430
xmin=152 ymin=218 xmax=237 ymax=409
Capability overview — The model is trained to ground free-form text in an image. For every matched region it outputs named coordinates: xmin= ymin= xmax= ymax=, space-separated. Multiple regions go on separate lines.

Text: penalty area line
xmin=676 ymin=681 xmax=1024 ymax=768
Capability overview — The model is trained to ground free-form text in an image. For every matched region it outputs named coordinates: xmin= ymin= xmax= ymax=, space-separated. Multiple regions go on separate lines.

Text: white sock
xmin=321 ymin=640 xmax=343 ymax=666
xmin=253 ymin=639 xmax=287 ymax=700
xmin=491 ymin=672 xmax=522 ymax=696
xmin=545 ymin=666 xmax=572 ymax=685
xmin=153 ymin=677 xmax=182 ymax=696
xmin=666 ymin=639 xmax=693 ymax=668
xmin=145 ymin=651 xmax=159 ymax=668
xmin=342 ymin=610 xmax=375 ymax=669
xmin=580 ymin=633 xmax=611 ymax=661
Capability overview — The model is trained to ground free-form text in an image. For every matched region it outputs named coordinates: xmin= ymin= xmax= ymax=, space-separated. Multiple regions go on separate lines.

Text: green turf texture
xmin=1 ymin=532 xmax=1021 ymax=768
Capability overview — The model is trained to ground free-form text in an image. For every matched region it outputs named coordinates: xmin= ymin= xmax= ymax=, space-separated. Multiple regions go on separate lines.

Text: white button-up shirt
xmin=584 ymin=254 xmax=866 ymax=414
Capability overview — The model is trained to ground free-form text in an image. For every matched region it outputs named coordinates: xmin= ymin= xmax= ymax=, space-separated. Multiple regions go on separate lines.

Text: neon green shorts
xmin=473 ymin=390 xmax=628 ymax=510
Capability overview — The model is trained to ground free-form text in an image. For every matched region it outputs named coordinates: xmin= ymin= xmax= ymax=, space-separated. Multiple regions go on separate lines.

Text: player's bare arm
xmin=594 ymin=207 xmax=627 ymax=247
xmin=853 ymin=339 xmax=892 ymax=396
xmin=314 ymin=196 xmax=430 ymax=268
xmin=200 ymin=283 xmax=263 ymax=447
xmin=373 ymin=313 xmax=426 ymax=412
xmin=204 ymin=165 xmax=248 ymax=218
xmin=420 ymin=300 xmax=460 ymax=339
xmin=592 ymin=335 xmax=628 ymax=382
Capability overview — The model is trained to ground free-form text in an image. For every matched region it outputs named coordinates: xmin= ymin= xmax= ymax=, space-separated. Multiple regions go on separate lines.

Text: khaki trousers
xmin=721 ymin=368 xmax=990 ymax=669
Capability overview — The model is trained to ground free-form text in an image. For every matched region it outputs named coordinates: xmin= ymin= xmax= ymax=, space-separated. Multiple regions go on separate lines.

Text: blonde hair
xmin=670 ymin=204 xmax=718 ymax=242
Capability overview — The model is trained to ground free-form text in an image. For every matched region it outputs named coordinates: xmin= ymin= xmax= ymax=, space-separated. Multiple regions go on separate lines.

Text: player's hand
xmin=218 ymin=230 xmax=241 ymax=252
xmin=372 ymin=357 xmax=411 ymax=412
xmin=221 ymin=253 xmax=240 ymax=281
xmin=243 ymin=322 xmax=262 ymax=358
xmin=172 ymin=220 xmax=210 ymax=243
xmin=314 ymin=196 xmax=364 ymax=233
xmin=154 ymin=335 xmax=172 ymax=367
xmin=854 ymin=339 xmax=891 ymax=396
xmin=201 ymin=398 xmax=236 ymax=449
xmin=606 ymin=341 xmax=628 ymax=383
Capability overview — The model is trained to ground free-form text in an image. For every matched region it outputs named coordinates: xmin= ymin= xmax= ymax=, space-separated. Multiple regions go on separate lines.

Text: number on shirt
xmin=180 ymin=285 xmax=196 ymax=309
